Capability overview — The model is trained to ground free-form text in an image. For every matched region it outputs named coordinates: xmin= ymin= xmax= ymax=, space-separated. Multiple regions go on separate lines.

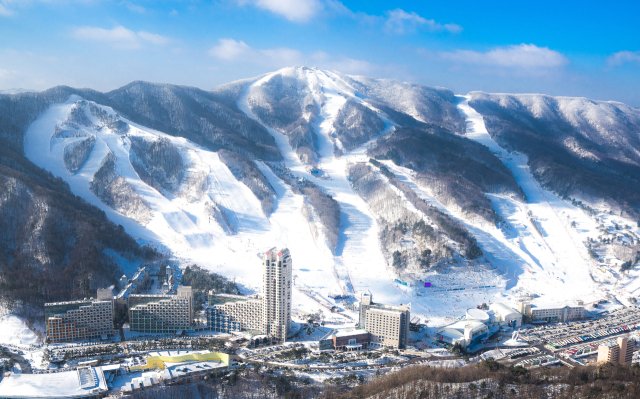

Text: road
xmin=9 ymin=352 xmax=33 ymax=374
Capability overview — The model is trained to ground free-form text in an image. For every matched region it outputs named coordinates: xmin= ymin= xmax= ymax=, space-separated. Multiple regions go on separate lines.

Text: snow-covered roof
xmin=466 ymin=308 xmax=490 ymax=322
xmin=438 ymin=328 xmax=464 ymax=339
xmin=441 ymin=319 xmax=487 ymax=333
xmin=333 ymin=328 xmax=368 ymax=338
xmin=367 ymin=307 xmax=404 ymax=317
xmin=489 ymin=303 xmax=520 ymax=318
xmin=0 ymin=367 xmax=107 ymax=398
xmin=532 ymin=302 xmax=582 ymax=310
xmin=319 ymin=329 xmax=336 ymax=341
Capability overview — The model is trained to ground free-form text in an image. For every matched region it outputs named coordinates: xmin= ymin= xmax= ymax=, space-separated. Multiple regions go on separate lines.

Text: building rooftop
xmin=438 ymin=328 xmax=464 ymax=339
xmin=319 ymin=329 xmax=336 ymax=341
xmin=333 ymin=328 xmax=368 ymax=338
xmin=368 ymin=302 xmax=410 ymax=313
xmin=209 ymin=293 xmax=260 ymax=305
xmin=532 ymin=302 xmax=583 ymax=310
xmin=0 ymin=367 xmax=107 ymax=398
xmin=44 ymin=300 xmax=96 ymax=307
xmin=440 ymin=319 xmax=487 ymax=333
xmin=367 ymin=307 xmax=405 ymax=316
xmin=489 ymin=303 xmax=520 ymax=316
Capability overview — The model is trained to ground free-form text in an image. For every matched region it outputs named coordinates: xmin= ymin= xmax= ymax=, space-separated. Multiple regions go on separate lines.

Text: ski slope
xmin=0 ymin=315 xmax=40 ymax=347
xmin=456 ymin=95 xmax=603 ymax=305
xmin=23 ymin=97 xmax=282 ymax=292
xmin=238 ymin=67 xmax=419 ymax=311
xmin=21 ymin=74 xmax=623 ymax=330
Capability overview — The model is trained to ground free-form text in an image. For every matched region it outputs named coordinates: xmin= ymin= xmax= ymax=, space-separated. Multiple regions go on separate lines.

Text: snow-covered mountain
xmin=469 ymin=92 xmax=640 ymax=217
xmin=2 ymin=66 xmax=640 ymax=326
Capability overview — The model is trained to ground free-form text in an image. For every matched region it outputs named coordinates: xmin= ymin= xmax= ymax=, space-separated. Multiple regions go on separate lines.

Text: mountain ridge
xmin=1 ymin=67 xmax=639 ymax=325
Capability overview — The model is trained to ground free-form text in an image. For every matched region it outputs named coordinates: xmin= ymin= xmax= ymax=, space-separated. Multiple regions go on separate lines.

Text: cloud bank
xmin=606 ymin=51 xmax=640 ymax=67
xmin=72 ymin=26 xmax=171 ymax=50
xmin=385 ymin=9 xmax=462 ymax=34
xmin=209 ymin=38 xmax=373 ymax=74
xmin=236 ymin=0 xmax=323 ymax=22
xmin=439 ymin=44 xmax=568 ymax=68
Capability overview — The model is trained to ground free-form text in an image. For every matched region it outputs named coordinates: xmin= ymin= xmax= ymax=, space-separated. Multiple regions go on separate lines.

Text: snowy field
xmin=0 ymin=315 xmax=40 ymax=347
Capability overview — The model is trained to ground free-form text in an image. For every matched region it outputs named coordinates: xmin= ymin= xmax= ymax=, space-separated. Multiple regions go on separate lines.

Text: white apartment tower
xmin=262 ymin=248 xmax=292 ymax=342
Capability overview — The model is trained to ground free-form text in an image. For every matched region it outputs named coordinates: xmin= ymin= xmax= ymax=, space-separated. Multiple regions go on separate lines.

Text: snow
xmin=21 ymin=71 xmax=635 ymax=336
xmin=456 ymin=95 xmax=605 ymax=307
xmin=24 ymin=98 xmax=279 ymax=293
xmin=0 ymin=366 xmax=108 ymax=398
xmin=0 ymin=315 xmax=40 ymax=347
xmin=238 ymin=67 xmax=415 ymax=313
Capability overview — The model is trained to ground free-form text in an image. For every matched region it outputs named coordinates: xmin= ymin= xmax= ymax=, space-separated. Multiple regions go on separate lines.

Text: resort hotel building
xmin=128 ymin=286 xmax=193 ymax=334
xmin=45 ymin=299 xmax=117 ymax=343
xmin=206 ymin=248 xmax=292 ymax=342
xmin=358 ymin=292 xmax=410 ymax=349
xmin=518 ymin=300 xmax=585 ymax=323
xmin=597 ymin=337 xmax=635 ymax=366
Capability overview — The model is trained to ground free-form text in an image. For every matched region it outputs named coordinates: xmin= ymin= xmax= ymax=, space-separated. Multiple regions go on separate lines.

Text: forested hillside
xmin=0 ymin=143 xmax=155 ymax=313
xmin=334 ymin=359 xmax=640 ymax=399
xmin=469 ymin=92 xmax=640 ymax=219
xmin=369 ymin=126 xmax=524 ymax=224
xmin=107 ymin=81 xmax=282 ymax=161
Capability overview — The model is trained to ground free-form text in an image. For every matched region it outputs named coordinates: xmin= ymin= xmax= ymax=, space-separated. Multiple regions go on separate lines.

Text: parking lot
xmin=504 ymin=347 xmax=540 ymax=360
xmin=240 ymin=343 xmax=305 ymax=359
xmin=515 ymin=355 xmax=559 ymax=368
xmin=518 ymin=307 xmax=640 ymax=349
xmin=558 ymin=336 xmax=639 ymax=359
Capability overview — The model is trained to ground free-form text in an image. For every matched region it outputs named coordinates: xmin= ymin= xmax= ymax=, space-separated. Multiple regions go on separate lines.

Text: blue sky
xmin=1 ymin=0 xmax=639 ymax=105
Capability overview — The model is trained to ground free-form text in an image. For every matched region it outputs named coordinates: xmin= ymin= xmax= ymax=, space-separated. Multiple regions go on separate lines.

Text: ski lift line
xmin=345 ymin=263 xmax=357 ymax=296
xmin=332 ymin=258 xmax=350 ymax=297
xmin=526 ymin=167 xmax=590 ymax=266
xmin=208 ymin=165 xmax=238 ymax=216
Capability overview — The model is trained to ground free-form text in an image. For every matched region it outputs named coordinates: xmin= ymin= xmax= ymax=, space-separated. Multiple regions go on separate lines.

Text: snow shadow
xmin=335 ymin=201 xmax=374 ymax=257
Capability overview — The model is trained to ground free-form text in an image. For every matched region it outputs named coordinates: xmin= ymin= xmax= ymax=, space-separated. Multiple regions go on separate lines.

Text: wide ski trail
xmin=238 ymin=68 xmax=410 ymax=307
xmin=456 ymin=95 xmax=598 ymax=303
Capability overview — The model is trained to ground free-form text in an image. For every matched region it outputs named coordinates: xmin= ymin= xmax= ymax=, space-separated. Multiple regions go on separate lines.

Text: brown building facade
xmin=332 ymin=328 xmax=369 ymax=351
xmin=45 ymin=300 xmax=116 ymax=343
xmin=597 ymin=337 xmax=635 ymax=366
xmin=359 ymin=293 xmax=410 ymax=349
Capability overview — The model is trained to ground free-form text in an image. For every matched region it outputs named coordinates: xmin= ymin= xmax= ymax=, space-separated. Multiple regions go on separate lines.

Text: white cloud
xmin=310 ymin=51 xmax=373 ymax=74
xmin=439 ymin=44 xmax=568 ymax=68
xmin=232 ymin=1 xmax=460 ymax=35
xmin=209 ymin=38 xmax=373 ymax=75
xmin=1 ymin=0 xmax=100 ymax=17
xmin=209 ymin=38 xmax=304 ymax=66
xmin=72 ymin=26 xmax=172 ymax=50
xmin=121 ymin=1 xmax=146 ymax=14
xmin=606 ymin=51 xmax=640 ymax=67
xmin=209 ymin=38 xmax=254 ymax=61
xmin=385 ymin=9 xmax=462 ymax=34
xmin=137 ymin=31 xmax=171 ymax=45
xmin=0 ymin=3 xmax=13 ymax=16
xmin=236 ymin=0 xmax=323 ymax=22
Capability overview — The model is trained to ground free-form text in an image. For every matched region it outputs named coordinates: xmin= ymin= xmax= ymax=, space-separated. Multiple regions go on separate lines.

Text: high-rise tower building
xmin=207 ymin=247 xmax=293 ymax=342
xmin=262 ymin=248 xmax=292 ymax=342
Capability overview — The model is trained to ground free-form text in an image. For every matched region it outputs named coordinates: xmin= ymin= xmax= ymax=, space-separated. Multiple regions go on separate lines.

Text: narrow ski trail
xmin=238 ymin=68 xmax=410 ymax=307
xmin=456 ymin=95 xmax=598 ymax=302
